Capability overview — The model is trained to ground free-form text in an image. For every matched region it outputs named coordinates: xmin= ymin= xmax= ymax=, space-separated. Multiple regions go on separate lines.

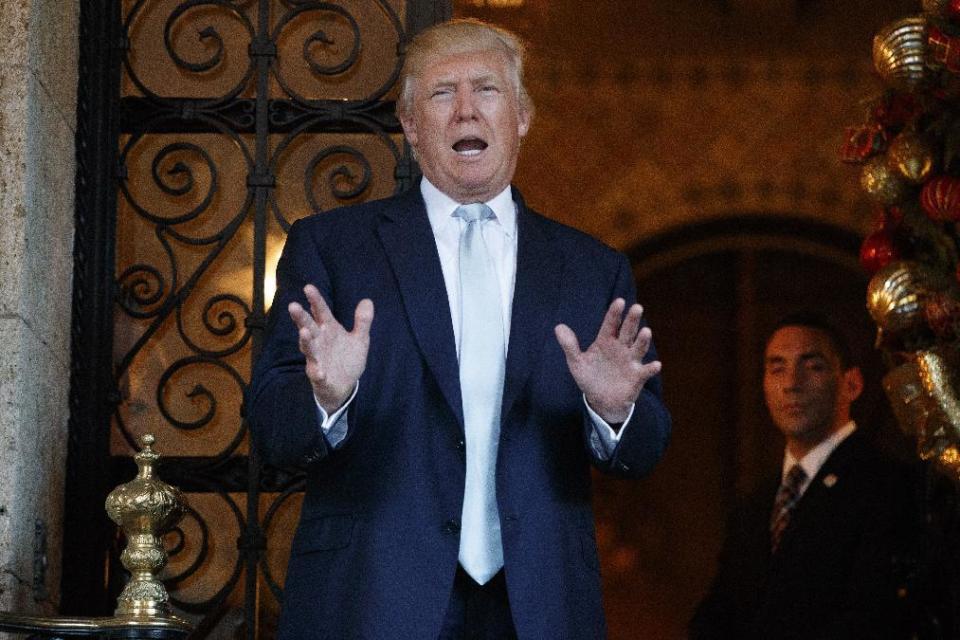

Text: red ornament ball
xmin=924 ymin=292 xmax=960 ymax=339
xmin=840 ymin=123 xmax=887 ymax=164
xmin=950 ymin=0 xmax=960 ymax=19
xmin=921 ymin=176 xmax=960 ymax=221
xmin=859 ymin=229 xmax=900 ymax=274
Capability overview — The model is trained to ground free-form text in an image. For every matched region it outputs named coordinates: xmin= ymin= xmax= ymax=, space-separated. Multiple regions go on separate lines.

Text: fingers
xmin=288 ymin=301 xmax=314 ymax=330
xmin=597 ymin=299 xmax=652 ymax=353
xmin=297 ymin=322 xmax=320 ymax=361
xmin=636 ymin=359 xmax=662 ymax=386
xmin=304 ymin=284 xmax=333 ymax=325
xmin=596 ymin=298 xmax=626 ymax=340
xmin=353 ymin=299 xmax=375 ymax=337
xmin=290 ymin=290 xmax=374 ymax=339
xmin=289 ymin=288 xmax=333 ymax=363
xmin=554 ymin=323 xmax=582 ymax=361
xmin=618 ymin=304 xmax=644 ymax=345
xmin=597 ymin=300 xmax=649 ymax=345
xmin=633 ymin=325 xmax=652 ymax=356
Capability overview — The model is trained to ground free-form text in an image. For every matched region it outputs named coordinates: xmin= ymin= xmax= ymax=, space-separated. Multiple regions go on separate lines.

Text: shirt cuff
xmin=314 ymin=382 xmax=359 ymax=449
xmin=583 ymin=395 xmax=636 ymax=460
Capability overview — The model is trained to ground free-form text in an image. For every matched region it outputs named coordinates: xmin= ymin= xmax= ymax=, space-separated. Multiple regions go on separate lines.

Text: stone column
xmin=0 ymin=0 xmax=78 ymax=614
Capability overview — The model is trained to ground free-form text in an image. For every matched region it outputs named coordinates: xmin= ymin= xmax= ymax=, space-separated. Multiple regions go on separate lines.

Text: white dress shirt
xmin=314 ymin=177 xmax=633 ymax=458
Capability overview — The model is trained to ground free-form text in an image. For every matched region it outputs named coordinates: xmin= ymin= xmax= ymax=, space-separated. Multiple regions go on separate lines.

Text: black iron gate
xmin=67 ymin=1 xmax=450 ymax=636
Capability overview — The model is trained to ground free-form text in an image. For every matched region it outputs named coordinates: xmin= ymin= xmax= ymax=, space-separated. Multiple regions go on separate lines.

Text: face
xmin=763 ymin=326 xmax=863 ymax=457
xmin=400 ymin=47 xmax=530 ymax=204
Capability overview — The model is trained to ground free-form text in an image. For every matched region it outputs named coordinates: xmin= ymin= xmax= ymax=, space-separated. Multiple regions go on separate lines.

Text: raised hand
xmin=554 ymin=298 xmax=662 ymax=424
xmin=288 ymin=284 xmax=374 ymax=414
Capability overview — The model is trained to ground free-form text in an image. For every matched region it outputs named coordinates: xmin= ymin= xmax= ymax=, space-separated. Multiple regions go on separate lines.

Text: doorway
xmin=592 ymin=216 xmax=901 ymax=638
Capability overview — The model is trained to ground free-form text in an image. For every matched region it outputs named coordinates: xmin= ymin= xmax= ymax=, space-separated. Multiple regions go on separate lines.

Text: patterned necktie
xmin=769 ymin=464 xmax=807 ymax=553
xmin=453 ymin=203 xmax=506 ymax=584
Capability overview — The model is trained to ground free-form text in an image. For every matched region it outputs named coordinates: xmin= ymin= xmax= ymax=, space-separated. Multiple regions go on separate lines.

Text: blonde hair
xmin=397 ymin=18 xmax=534 ymax=121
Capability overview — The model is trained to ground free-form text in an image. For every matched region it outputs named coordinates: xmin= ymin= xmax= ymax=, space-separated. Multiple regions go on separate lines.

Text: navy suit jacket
xmin=689 ymin=429 xmax=919 ymax=640
xmin=246 ymin=184 xmax=672 ymax=639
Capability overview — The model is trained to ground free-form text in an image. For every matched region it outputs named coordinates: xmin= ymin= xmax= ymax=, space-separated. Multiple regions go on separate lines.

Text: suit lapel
xmin=793 ymin=432 xmax=859 ymax=510
xmin=501 ymin=189 xmax=564 ymax=423
xmin=376 ymin=187 xmax=464 ymax=428
xmin=772 ymin=431 xmax=861 ymax=556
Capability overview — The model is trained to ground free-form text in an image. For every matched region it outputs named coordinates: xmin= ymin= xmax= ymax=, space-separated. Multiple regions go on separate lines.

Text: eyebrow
xmin=428 ymin=73 xmax=501 ymax=89
xmin=765 ymin=351 xmax=829 ymax=365
xmin=428 ymin=79 xmax=457 ymax=91
xmin=471 ymin=73 xmax=500 ymax=86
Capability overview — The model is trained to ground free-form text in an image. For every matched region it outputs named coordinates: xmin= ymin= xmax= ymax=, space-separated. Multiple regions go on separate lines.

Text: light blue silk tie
xmin=453 ymin=203 xmax=505 ymax=584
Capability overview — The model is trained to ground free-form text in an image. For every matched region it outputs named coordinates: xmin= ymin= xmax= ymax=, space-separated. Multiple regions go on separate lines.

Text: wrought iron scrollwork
xmin=271 ymin=1 xmax=405 ymax=106
xmin=164 ymin=2 xmax=234 ymax=73
xmin=117 ymin=264 xmax=168 ymax=318
xmin=269 ymin=114 xmax=404 ymax=229
xmin=156 ymin=356 xmax=246 ymax=431
xmin=305 ymin=144 xmax=373 ymax=210
xmin=258 ymin=484 xmax=306 ymax=602
xmin=301 ymin=6 xmax=362 ymax=76
xmin=114 ymin=120 xmax=256 ymax=460
xmin=124 ymin=0 xmax=256 ymax=107
xmin=163 ymin=495 xmax=246 ymax=615
xmin=121 ymin=139 xmax=217 ymax=226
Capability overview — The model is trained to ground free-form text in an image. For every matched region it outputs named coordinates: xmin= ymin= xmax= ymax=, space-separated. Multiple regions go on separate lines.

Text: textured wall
xmin=517 ymin=55 xmax=876 ymax=249
xmin=490 ymin=0 xmax=921 ymax=250
xmin=0 ymin=0 xmax=78 ymax=614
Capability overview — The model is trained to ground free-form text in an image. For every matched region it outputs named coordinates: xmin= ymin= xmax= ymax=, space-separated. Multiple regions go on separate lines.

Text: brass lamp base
xmin=0 ymin=435 xmax=193 ymax=639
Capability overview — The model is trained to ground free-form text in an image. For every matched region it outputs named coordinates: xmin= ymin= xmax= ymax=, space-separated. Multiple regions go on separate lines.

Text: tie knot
xmin=454 ymin=203 xmax=495 ymax=223
xmin=784 ymin=464 xmax=807 ymax=491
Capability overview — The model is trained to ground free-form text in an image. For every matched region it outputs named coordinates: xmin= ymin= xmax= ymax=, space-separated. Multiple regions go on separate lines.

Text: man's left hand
xmin=555 ymin=298 xmax=662 ymax=424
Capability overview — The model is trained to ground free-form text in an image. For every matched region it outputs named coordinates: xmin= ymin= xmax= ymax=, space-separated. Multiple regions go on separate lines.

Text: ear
xmin=841 ymin=366 xmax=864 ymax=404
xmin=517 ymin=106 xmax=530 ymax=138
xmin=400 ymin=112 xmax=418 ymax=147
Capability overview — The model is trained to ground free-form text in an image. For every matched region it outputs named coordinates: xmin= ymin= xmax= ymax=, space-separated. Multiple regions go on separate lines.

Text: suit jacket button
xmin=442 ymin=519 xmax=460 ymax=534
xmin=456 ymin=440 xmax=465 ymax=453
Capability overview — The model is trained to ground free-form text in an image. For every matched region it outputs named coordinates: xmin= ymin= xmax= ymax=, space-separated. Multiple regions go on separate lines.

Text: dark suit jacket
xmin=689 ymin=429 xmax=919 ymax=640
xmin=246 ymin=184 xmax=672 ymax=640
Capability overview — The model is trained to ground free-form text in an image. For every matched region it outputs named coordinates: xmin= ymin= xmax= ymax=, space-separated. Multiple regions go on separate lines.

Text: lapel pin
xmin=823 ymin=474 xmax=838 ymax=488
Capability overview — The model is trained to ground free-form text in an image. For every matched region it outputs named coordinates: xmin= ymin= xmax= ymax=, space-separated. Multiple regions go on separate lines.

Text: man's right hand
xmin=288 ymin=284 xmax=374 ymax=415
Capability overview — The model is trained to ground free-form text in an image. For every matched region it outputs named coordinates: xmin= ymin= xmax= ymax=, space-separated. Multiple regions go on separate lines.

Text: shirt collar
xmin=783 ymin=420 xmax=856 ymax=482
xmin=420 ymin=177 xmax=517 ymax=237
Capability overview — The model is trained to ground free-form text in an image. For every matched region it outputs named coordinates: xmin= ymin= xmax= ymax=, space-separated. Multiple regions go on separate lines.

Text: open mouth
xmin=453 ymin=137 xmax=488 ymax=156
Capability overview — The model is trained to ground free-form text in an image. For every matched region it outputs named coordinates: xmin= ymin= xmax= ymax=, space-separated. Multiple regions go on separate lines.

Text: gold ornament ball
xmin=861 ymin=156 xmax=910 ymax=204
xmin=867 ymin=260 xmax=942 ymax=334
xmin=873 ymin=16 xmax=928 ymax=92
xmin=887 ymin=131 xmax=936 ymax=184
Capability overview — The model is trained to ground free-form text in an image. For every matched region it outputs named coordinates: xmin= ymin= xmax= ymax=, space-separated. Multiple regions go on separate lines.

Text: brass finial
xmin=105 ymin=434 xmax=188 ymax=622
xmin=0 ymin=435 xmax=191 ymax=637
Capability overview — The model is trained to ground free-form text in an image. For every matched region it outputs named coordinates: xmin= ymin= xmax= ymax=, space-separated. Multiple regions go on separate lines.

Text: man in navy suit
xmin=689 ymin=313 xmax=918 ymax=639
xmin=247 ymin=18 xmax=671 ymax=639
